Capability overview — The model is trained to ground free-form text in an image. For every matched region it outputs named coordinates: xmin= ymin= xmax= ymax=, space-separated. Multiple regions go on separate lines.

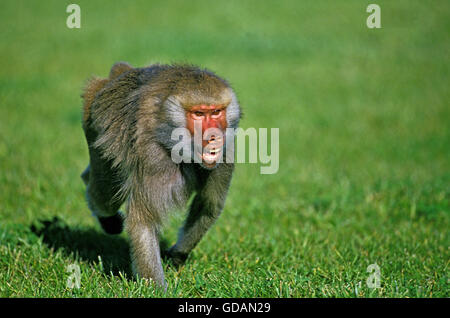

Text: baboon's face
xmin=186 ymin=104 xmax=228 ymax=169
xmin=160 ymin=82 xmax=240 ymax=170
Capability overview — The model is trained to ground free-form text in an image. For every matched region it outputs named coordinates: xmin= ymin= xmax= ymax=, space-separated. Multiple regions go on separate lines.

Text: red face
xmin=186 ymin=104 xmax=227 ymax=168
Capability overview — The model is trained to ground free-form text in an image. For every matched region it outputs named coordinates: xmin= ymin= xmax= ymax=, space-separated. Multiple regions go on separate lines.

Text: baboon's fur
xmin=81 ymin=62 xmax=241 ymax=287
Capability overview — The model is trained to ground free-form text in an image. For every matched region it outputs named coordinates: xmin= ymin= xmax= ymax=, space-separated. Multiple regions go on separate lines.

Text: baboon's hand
xmin=163 ymin=246 xmax=189 ymax=268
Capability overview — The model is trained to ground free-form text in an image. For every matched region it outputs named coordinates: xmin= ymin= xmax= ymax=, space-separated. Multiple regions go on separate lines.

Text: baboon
xmin=81 ymin=62 xmax=241 ymax=288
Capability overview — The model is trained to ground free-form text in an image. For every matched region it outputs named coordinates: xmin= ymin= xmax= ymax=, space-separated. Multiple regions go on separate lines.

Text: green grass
xmin=0 ymin=0 xmax=448 ymax=297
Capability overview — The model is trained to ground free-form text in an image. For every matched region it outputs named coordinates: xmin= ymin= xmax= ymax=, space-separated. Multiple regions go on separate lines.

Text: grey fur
xmin=81 ymin=63 xmax=241 ymax=288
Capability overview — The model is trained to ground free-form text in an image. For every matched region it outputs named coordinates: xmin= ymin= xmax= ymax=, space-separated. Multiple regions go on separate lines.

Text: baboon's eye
xmin=211 ymin=109 xmax=221 ymax=116
xmin=194 ymin=111 xmax=204 ymax=117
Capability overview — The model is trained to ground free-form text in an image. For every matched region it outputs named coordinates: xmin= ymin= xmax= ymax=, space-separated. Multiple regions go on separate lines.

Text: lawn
xmin=0 ymin=0 xmax=448 ymax=297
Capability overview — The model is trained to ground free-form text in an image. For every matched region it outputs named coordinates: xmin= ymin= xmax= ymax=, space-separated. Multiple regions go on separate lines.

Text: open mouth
xmin=199 ymin=135 xmax=223 ymax=166
xmin=201 ymin=147 xmax=222 ymax=164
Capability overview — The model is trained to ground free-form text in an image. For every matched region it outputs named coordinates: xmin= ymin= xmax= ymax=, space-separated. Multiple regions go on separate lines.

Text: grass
xmin=0 ymin=0 xmax=448 ymax=297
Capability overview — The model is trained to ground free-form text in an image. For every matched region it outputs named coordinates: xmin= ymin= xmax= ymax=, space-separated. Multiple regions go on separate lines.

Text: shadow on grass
xmin=30 ymin=217 xmax=132 ymax=277
xmin=30 ymin=217 xmax=178 ymax=279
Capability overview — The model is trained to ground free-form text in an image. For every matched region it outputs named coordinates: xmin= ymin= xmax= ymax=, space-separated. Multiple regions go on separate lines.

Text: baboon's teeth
xmin=202 ymin=149 xmax=221 ymax=163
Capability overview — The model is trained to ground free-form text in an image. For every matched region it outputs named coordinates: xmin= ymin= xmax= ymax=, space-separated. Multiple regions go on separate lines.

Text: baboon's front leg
xmin=126 ymin=211 xmax=166 ymax=289
xmin=167 ymin=194 xmax=223 ymax=266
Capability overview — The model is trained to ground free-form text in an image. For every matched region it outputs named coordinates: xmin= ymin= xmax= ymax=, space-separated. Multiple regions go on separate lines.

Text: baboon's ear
xmin=109 ymin=62 xmax=133 ymax=79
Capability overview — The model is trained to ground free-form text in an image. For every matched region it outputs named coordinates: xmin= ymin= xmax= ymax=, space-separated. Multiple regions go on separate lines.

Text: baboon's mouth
xmin=200 ymin=136 xmax=223 ymax=166
xmin=202 ymin=147 xmax=222 ymax=164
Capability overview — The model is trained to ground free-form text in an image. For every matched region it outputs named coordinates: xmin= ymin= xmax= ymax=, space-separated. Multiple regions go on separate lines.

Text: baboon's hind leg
xmin=81 ymin=161 xmax=125 ymax=235
xmin=81 ymin=165 xmax=90 ymax=186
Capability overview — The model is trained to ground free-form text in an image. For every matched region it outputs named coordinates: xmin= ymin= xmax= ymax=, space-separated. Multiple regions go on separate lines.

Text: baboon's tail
xmin=108 ymin=61 xmax=133 ymax=80
xmin=81 ymin=62 xmax=133 ymax=125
